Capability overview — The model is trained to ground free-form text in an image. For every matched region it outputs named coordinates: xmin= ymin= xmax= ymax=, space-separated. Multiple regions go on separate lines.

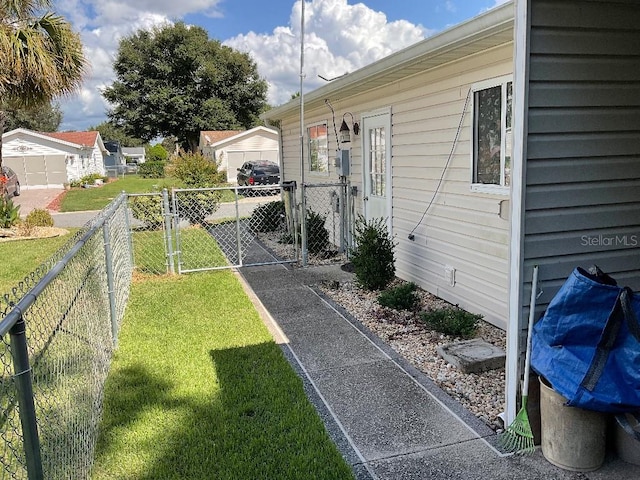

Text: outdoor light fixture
xmin=340 ymin=112 xmax=359 ymax=144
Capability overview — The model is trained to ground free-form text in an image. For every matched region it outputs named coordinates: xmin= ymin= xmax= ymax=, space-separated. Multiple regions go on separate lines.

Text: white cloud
xmin=55 ymin=0 xmax=429 ymax=131
xmin=225 ymin=0 xmax=430 ymax=106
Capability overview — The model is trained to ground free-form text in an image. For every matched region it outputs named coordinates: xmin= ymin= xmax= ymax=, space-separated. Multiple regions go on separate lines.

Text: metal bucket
xmin=539 ymin=377 xmax=607 ymax=472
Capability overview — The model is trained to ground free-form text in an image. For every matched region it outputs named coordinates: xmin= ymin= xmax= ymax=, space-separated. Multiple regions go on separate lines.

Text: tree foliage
xmin=146 ymin=144 xmax=169 ymax=163
xmin=103 ymin=22 xmax=268 ymax=153
xmin=89 ymin=120 xmax=145 ymax=147
xmin=0 ymin=0 xmax=86 ymax=183
xmin=3 ymin=101 xmax=62 ymax=132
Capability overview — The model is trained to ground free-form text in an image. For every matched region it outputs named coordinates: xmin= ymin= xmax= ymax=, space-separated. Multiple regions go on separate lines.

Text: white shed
xmin=199 ymin=127 xmax=280 ymax=182
xmin=2 ymin=128 xmax=107 ymax=189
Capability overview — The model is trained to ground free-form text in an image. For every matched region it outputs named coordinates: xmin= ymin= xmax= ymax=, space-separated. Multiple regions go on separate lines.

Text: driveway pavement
xmin=11 ymin=188 xmax=65 ymax=217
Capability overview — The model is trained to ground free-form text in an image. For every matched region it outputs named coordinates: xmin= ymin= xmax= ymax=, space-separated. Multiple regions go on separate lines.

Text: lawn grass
xmin=0 ymin=229 xmax=78 ymax=294
xmin=60 ymin=176 xmax=184 ymax=212
xmin=132 ymin=226 xmax=228 ymax=274
xmin=91 ymin=272 xmax=354 ymax=480
xmin=61 ymin=175 xmax=240 ymax=212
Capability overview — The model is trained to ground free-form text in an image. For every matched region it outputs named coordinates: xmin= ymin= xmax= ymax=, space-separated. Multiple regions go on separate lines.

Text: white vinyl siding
xmin=277 ymin=41 xmax=514 ymax=328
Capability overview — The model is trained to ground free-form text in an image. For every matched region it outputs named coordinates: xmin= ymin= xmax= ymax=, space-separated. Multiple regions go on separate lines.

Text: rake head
xmin=498 ymin=408 xmax=535 ymax=454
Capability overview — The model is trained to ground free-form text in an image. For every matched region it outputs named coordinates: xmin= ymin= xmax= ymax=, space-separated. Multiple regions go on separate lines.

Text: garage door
xmin=227 ymin=150 xmax=279 ymax=182
xmin=4 ymin=155 xmax=67 ymax=189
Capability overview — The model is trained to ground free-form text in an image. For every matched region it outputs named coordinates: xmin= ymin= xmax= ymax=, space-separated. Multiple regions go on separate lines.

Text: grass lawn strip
xmin=91 ymin=271 xmax=354 ymax=480
xmin=61 ymin=175 xmax=238 ymax=212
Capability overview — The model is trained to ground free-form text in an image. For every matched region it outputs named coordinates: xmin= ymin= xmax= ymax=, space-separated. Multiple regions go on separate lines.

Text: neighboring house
xmin=122 ymin=147 xmax=146 ymax=164
xmin=264 ymin=0 xmax=640 ymax=425
xmin=2 ymin=128 xmax=107 ymax=188
xmin=103 ymin=141 xmax=125 ymax=172
xmin=199 ymin=127 xmax=280 ymax=182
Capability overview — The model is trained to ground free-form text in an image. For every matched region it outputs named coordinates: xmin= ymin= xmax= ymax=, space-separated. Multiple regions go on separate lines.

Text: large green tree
xmin=3 ymin=100 xmax=62 ymax=131
xmin=0 ymin=0 xmax=86 ymax=178
xmin=103 ymin=22 xmax=268 ymax=153
xmin=89 ymin=120 xmax=145 ymax=147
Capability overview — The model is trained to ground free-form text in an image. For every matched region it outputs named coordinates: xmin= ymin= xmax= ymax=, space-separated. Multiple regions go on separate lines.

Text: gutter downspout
xmin=506 ymin=0 xmax=532 ymax=427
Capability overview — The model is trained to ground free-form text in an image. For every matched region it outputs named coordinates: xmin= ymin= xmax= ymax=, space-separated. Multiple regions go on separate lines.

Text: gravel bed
xmin=318 ymin=277 xmax=506 ymax=431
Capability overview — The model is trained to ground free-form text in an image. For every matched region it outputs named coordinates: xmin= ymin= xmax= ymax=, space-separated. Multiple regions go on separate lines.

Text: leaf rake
xmin=499 ymin=265 xmax=539 ymax=454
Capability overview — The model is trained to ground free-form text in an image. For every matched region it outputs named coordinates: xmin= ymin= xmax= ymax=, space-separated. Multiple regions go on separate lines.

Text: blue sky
xmin=54 ymin=0 xmax=510 ymax=132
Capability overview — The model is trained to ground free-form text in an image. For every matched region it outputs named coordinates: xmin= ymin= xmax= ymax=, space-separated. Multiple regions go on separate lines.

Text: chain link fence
xmin=173 ymin=186 xmax=297 ymax=272
xmin=0 ymin=181 xmax=356 ymax=479
xmin=300 ymin=182 xmax=350 ymax=266
xmin=0 ymin=194 xmax=133 ymax=479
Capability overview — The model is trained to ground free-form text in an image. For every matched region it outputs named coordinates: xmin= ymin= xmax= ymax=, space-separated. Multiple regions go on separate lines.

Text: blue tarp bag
xmin=531 ymin=267 xmax=640 ymax=413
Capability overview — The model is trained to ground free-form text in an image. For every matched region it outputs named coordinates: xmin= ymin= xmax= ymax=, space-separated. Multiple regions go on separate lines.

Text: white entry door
xmin=362 ymin=111 xmax=392 ymax=231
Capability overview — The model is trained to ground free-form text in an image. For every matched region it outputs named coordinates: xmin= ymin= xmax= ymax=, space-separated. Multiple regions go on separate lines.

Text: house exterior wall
xmin=2 ymin=134 xmax=104 ymax=188
xmin=278 ymin=42 xmax=514 ymax=328
xmin=522 ymin=0 xmax=640 ymax=307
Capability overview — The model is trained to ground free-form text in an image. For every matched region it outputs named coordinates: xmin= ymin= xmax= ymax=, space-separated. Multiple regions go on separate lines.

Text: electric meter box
xmin=335 ymin=149 xmax=350 ymax=176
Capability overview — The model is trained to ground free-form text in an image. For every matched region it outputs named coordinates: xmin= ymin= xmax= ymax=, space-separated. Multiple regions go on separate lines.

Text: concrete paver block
xmin=437 ymin=338 xmax=505 ymax=374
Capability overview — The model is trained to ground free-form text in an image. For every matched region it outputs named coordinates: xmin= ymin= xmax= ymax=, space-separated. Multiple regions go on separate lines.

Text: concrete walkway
xmin=237 ymin=261 xmax=640 ymax=480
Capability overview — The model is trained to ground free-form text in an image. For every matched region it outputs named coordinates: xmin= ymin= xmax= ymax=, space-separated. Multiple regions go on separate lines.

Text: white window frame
xmin=470 ymin=75 xmax=513 ymax=195
xmin=307 ymin=121 xmax=329 ymax=176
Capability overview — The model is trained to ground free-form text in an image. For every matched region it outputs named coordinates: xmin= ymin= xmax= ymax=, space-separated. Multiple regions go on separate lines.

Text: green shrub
xmin=70 ymin=173 xmax=108 ymax=187
xmin=378 ymin=282 xmax=419 ymax=311
xmin=306 ymin=210 xmax=329 ymax=254
xmin=176 ymin=189 xmax=222 ymax=226
xmin=0 ymin=196 xmax=20 ymax=228
xmin=146 ymin=144 xmax=169 ymax=163
xmin=129 ymin=195 xmax=164 ymax=230
xmin=25 ymin=208 xmax=54 ymax=227
xmin=251 ymin=201 xmax=285 ymax=233
xmin=168 ymin=151 xmax=225 ymax=187
xmin=420 ymin=307 xmax=481 ymax=338
xmin=138 ymin=161 xmax=166 ymax=179
xmin=349 ymin=215 xmax=395 ymax=290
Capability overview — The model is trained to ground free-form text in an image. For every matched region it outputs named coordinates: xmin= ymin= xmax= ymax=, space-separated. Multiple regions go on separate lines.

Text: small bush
xmin=349 ymin=215 xmax=395 ymax=291
xmin=176 ymin=189 xmax=222 ymax=226
xmin=251 ymin=201 xmax=285 ymax=232
xmin=378 ymin=282 xmax=419 ymax=311
xmin=130 ymin=195 xmax=164 ymax=230
xmin=70 ymin=173 xmax=108 ymax=187
xmin=138 ymin=161 xmax=166 ymax=179
xmin=146 ymin=144 xmax=169 ymax=163
xmin=306 ymin=210 xmax=329 ymax=254
xmin=0 ymin=196 xmax=20 ymax=228
xmin=25 ymin=208 xmax=54 ymax=227
xmin=420 ymin=307 xmax=481 ymax=338
xmin=168 ymin=151 xmax=225 ymax=187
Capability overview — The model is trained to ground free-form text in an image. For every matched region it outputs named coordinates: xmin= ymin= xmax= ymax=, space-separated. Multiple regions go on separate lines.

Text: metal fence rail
xmin=0 ymin=194 xmax=133 ymax=479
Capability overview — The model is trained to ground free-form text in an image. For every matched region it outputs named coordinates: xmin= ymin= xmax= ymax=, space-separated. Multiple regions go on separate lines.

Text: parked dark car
xmin=237 ymin=160 xmax=280 ymax=193
xmin=1 ymin=166 xmax=20 ymax=197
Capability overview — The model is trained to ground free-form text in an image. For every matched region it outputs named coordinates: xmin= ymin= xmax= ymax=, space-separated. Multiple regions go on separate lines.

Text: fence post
xmin=162 ymin=189 xmax=175 ymax=274
xmin=10 ymin=317 xmax=44 ymax=480
xmin=234 ymin=187 xmax=243 ymax=266
xmin=123 ymin=191 xmax=134 ymax=267
xmin=339 ymin=184 xmax=346 ymax=253
xmin=301 ymin=184 xmax=308 ymax=266
xmin=103 ymin=222 xmax=119 ymax=347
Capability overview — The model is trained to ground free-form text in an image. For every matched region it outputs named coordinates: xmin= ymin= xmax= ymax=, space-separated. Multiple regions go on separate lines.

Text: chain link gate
xmin=172 ymin=185 xmax=298 ymax=272
xmin=300 ymin=182 xmax=351 ymax=266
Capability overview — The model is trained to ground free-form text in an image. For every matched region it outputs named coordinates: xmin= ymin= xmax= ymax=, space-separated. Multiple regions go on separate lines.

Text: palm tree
xmin=0 ymin=0 xmax=86 ymax=193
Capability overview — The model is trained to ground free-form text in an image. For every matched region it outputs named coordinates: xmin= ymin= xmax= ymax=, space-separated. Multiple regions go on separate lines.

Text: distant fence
xmin=0 ymin=194 xmax=133 ymax=479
